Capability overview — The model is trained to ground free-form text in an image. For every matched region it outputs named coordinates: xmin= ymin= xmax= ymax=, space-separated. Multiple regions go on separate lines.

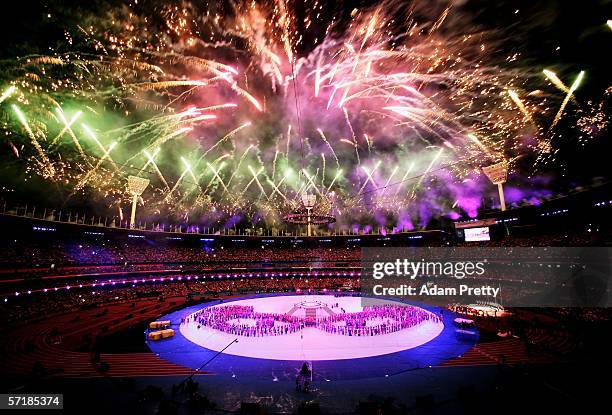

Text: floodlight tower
xmin=301 ymin=193 xmax=317 ymax=236
xmin=127 ymin=176 xmax=150 ymax=228
xmin=482 ymin=161 xmax=508 ymax=211
xmin=283 ymin=193 xmax=336 ymax=235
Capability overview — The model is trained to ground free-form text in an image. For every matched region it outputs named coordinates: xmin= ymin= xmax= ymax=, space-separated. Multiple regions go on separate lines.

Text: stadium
xmin=0 ymin=1 xmax=611 ymax=414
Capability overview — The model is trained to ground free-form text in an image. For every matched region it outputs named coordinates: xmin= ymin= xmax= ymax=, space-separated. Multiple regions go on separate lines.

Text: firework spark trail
xmin=162 ymin=53 xmax=239 ymax=76
xmin=142 ymin=149 xmax=170 ymax=189
xmin=12 ymin=105 xmax=34 ymax=138
xmin=205 ymin=162 xmax=229 ymax=193
xmin=105 ymin=111 xmax=192 ymax=138
xmin=380 ymin=165 xmax=399 ymax=196
xmin=198 ymin=103 xmax=239 ymax=112
xmin=143 ymin=126 xmax=194 ymax=153
xmin=301 ymin=169 xmax=325 ymax=198
xmin=81 ymin=124 xmax=122 ymax=173
xmin=0 ymin=86 xmax=16 ymax=104
xmin=244 ymin=166 xmax=266 ymax=196
xmin=219 ymin=74 xmax=263 ymax=111
xmin=186 ymin=153 xmax=232 ymax=197
xmin=326 ymin=169 xmax=343 ymax=192
xmin=268 ymin=170 xmax=292 ymax=200
xmin=267 ymin=178 xmax=289 ymax=201
xmin=321 ymin=153 xmax=326 ymax=186
xmin=8 ymin=141 xmax=19 ymax=157
xmin=181 ymin=158 xmax=199 ymax=183
xmin=165 ymin=95 xmax=236 ymax=114
xmin=340 ymin=138 xmax=358 ymax=147
xmin=316 ymin=128 xmax=340 ymax=167
xmin=363 ymin=133 xmax=373 ymax=154
xmin=212 ymin=154 xmax=231 ymax=164
xmin=314 ymin=54 xmax=323 ymax=97
xmin=164 ymin=168 xmax=190 ymax=202
xmin=200 ymin=169 xmax=217 ymax=193
xmin=549 ymin=71 xmax=585 ymax=131
xmin=467 ymin=134 xmax=496 ymax=158
xmin=430 ymin=6 xmax=451 ymax=33
xmin=276 ymin=0 xmax=295 ymax=63
xmin=508 ymin=90 xmax=533 ymax=121
xmin=295 ymin=180 xmax=308 ymax=198
xmin=119 ymin=112 xmax=214 ymax=164
xmin=357 ymin=160 xmax=381 ymax=195
xmin=203 ymin=121 xmax=252 ymax=157
xmin=543 ymin=69 xmax=570 ymax=93
xmin=382 ymin=107 xmax=451 ymax=141
xmin=394 ymin=163 xmax=415 ymax=195
xmin=271 ymin=150 xmax=279 ymax=180
xmin=342 ymin=107 xmax=360 ymax=164
xmin=410 ymin=148 xmax=444 ymax=198
xmin=169 ymin=156 xmax=199 ymax=202
xmin=139 ymin=149 xmax=156 ymax=172
xmin=52 ymin=107 xmax=82 ymax=147
xmin=184 ymin=114 xmax=218 ymax=124
xmin=135 ymin=80 xmax=212 ymax=90
xmin=178 ymin=158 xmax=219 ymax=204
xmin=325 ymin=86 xmax=339 ymax=110
xmin=12 ymin=104 xmax=55 ymax=177
xmin=225 ymin=144 xmax=254 ymax=190
xmin=285 ymin=124 xmax=292 ymax=159
xmin=74 ymin=142 xmax=117 ymax=191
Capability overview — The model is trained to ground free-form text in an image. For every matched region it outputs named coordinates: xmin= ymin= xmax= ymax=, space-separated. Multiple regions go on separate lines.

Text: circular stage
xmin=148 ymin=294 xmax=478 ymax=381
xmin=180 ymin=295 xmax=444 ymax=360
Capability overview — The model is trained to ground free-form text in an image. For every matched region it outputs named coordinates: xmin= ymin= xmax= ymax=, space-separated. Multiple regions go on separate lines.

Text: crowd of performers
xmin=318 ymin=305 xmax=441 ymax=336
xmin=183 ymin=305 xmax=303 ymax=337
xmin=182 ymin=304 xmax=441 ymax=337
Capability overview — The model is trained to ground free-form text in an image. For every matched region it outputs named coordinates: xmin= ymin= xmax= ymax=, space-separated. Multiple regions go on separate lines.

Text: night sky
xmin=0 ymin=0 xmax=610 ymax=224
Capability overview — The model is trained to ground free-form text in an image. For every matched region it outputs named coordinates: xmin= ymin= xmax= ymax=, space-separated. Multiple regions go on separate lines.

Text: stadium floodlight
xmin=127 ymin=176 xmax=150 ymax=228
xmin=301 ymin=193 xmax=317 ymax=209
xmin=482 ymin=161 xmax=508 ymax=211
xmin=301 ymin=193 xmax=316 ymax=236
xmin=284 ymin=193 xmax=335 ymax=235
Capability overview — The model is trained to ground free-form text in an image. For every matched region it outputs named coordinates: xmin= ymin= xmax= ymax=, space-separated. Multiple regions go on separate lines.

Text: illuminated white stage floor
xmin=180 ymin=295 xmax=444 ymax=361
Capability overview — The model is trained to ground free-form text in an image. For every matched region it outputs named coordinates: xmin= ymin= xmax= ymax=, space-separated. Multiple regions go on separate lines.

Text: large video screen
xmin=464 ymin=227 xmax=491 ymax=242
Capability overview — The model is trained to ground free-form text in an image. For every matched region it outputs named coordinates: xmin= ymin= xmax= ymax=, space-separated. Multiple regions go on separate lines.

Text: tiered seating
xmin=0 ymin=297 xmax=195 ymax=378
xmin=525 ymin=329 xmax=577 ymax=356
xmin=439 ymin=338 xmax=555 ymax=367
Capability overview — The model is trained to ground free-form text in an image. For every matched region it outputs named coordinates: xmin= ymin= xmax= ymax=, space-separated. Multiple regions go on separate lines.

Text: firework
xmin=203 ymin=122 xmax=252 ymax=157
xmin=549 ymin=71 xmax=585 ymax=131
xmin=410 ymin=148 xmax=444 ymax=198
xmin=74 ymin=142 xmax=117 ymax=191
xmin=507 ymin=90 xmax=533 ymax=122
xmin=12 ymin=104 xmax=55 ymax=177
xmin=543 ymin=69 xmax=570 ymax=93
xmin=0 ymin=86 xmax=16 ymax=104
xmin=0 ymin=0 xmax=603 ymax=230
